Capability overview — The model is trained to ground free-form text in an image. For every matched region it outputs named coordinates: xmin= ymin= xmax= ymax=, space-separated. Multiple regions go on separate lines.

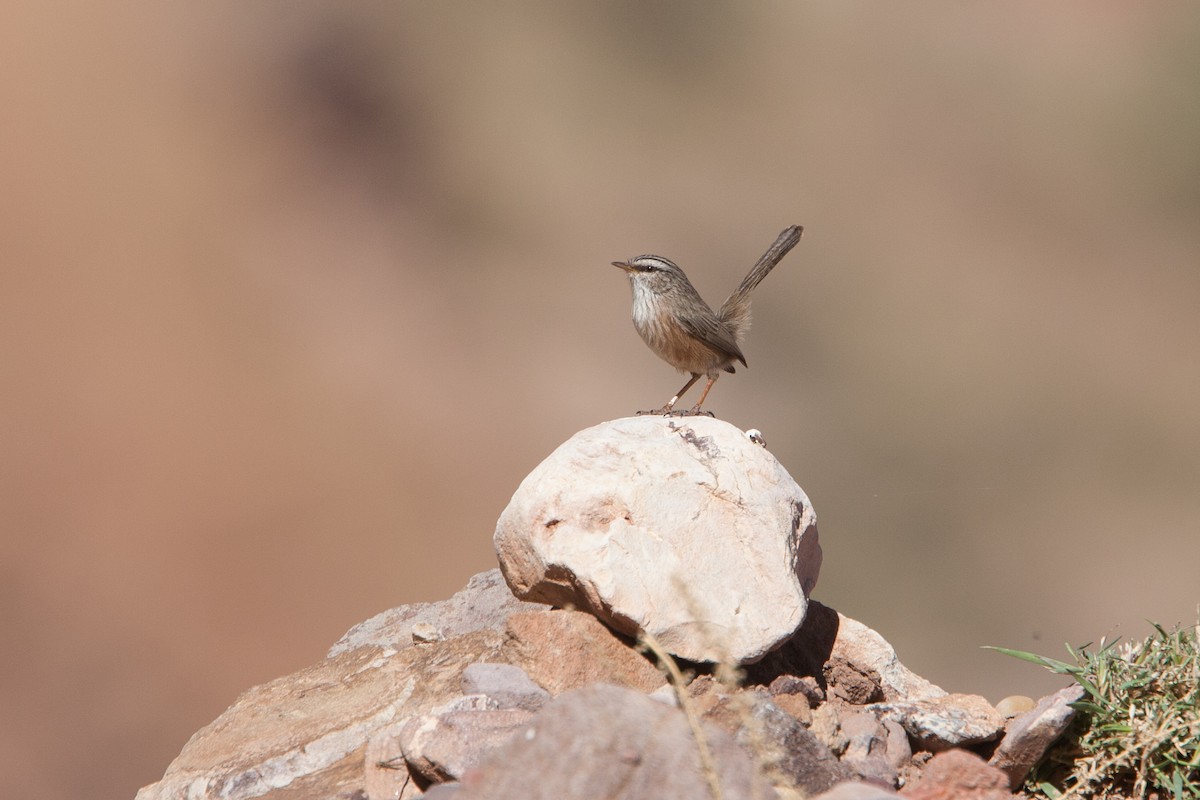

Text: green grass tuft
xmin=986 ymin=617 xmax=1200 ymax=799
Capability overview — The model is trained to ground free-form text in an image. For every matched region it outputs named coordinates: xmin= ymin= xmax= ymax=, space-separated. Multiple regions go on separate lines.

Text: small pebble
xmin=995 ymin=695 xmax=1036 ymax=718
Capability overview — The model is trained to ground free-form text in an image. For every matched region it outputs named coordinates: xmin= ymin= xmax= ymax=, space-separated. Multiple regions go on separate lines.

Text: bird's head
xmin=611 ymin=255 xmax=690 ymax=296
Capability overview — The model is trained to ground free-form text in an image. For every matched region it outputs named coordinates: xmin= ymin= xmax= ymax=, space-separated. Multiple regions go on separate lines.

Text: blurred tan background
xmin=2 ymin=3 xmax=1198 ymax=798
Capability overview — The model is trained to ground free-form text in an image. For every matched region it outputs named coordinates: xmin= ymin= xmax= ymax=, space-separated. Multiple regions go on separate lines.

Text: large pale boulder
xmin=493 ymin=416 xmax=822 ymax=664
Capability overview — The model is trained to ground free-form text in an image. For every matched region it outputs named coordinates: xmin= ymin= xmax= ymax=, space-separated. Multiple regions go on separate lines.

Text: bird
xmin=612 ymin=225 xmax=803 ymax=415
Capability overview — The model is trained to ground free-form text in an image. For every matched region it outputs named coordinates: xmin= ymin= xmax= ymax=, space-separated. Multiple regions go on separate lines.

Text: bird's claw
xmin=633 ymin=407 xmax=714 ymax=418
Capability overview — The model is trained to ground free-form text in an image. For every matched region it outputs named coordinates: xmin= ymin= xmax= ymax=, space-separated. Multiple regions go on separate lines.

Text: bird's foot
xmin=633 ymin=406 xmax=714 ymax=418
xmin=635 ymin=406 xmax=686 ymax=417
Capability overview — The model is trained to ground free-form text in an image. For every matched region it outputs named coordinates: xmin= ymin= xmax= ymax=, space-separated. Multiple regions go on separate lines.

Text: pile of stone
xmin=138 ymin=417 xmax=1080 ymax=800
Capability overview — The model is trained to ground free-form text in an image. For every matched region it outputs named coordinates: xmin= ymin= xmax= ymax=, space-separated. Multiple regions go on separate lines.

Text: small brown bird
xmin=612 ymin=225 xmax=803 ymax=415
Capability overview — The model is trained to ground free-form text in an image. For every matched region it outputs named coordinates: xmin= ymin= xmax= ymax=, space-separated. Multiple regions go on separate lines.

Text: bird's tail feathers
xmin=719 ymin=225 xmax=803 ymax=329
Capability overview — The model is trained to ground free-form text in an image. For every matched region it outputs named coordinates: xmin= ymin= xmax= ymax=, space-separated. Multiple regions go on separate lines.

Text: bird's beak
xmin=612 ymin=260 xmax=639 ymax=273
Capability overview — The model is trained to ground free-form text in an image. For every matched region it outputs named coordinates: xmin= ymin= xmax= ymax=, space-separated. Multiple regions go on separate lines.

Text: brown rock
xmin=746 ymin=602 xmax=946 ymax=704
xmin=811 ymin=702 xmax=846 ymax=754
xmin=902 ymin=749 xmax=1014 ymax=800
xmin=137 ymin=629 xmax=506 ymax=800
xmin=364 ymin=722 xmax=422 ymax=800
xmin=839 ymin=709 xmax=901 ymax=786
xmin=453 ymin=683 xmax=773 ymax=799
xmin=809 ymin=704 xmax=911 ymax=787
xmin=701 ymin=691 xmax=852 ymax=796
xmin=138 ymin=566 xmax=989 ymax=800
xmin=769 ymin=673 xmax=825 ymax=706
xmin=135 ymin=575 xmax=673 ymax=800
xmin=460 ymin=662 xmax=550 ymax=711
xmin=988 ymin=685 xmax=1084 ymax=788
xmin=812 ymin=782 xmax=903 ymax=799
xmin=772 ymin=691 xmax=814 ymax=725
xmin=421 ymin=786 xmax=463 ymax=799
xmin=397 ymin=699 xmax=535 ymax=784
xmin=501 ymin=608 xmax=665 ymax=695
xmin=826 ymin=655 xmax=886 ymax=704
xmin=882 ymin=719 xmax=913 ymax=774
xmin=766 ymin=672 xmax=820 ymax=725
xmin=684 ymin=674 xmax=728 ymax=717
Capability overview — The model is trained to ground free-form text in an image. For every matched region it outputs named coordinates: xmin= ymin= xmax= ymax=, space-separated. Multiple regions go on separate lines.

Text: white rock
xmin=870 ymin=693 xmax=1004 ymax=751
xmin=493 ymin=416 xmax=822 ymax=664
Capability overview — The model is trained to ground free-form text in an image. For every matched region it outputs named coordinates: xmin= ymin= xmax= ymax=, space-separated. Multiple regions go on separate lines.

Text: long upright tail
xmin=718 ymin=225 xmax=803 ymax=332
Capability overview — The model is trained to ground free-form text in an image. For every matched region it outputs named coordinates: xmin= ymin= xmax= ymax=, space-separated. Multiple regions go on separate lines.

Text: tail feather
xmin=718 ymin=225 xmax=803 ymax=331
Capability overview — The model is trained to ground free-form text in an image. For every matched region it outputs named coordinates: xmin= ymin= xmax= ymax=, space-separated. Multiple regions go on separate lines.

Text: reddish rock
xmin=769 ymin=673 xmax=825 ymax=705
xmin=988 ymin=685 xmax=1084 ymax=788
xmin=839 ymin=709 xmax=903 ymax=786
xmin=739 ymin=697 xmax=853 ymax=796
xmin=746 ymin=601 xmax=946 ymax=704
xmin=397 ymin=699 xmax=534 ymax=784
xmin=812 ymin=782 xmax=903 ymax=799
xmin=772 ymin=691 xmax=814 ymax=725
xmin=699 ymin=689 xmax=852 ymax=795
xmin=827 ymin=655 xmax=886 ymax=704
xmin=501 ymin=609 xmax=665 ymax=695
xmin=454 ymin=684 xmax=772 ymax=799
xmin=903 ymin=749 xmax=1014 ymax=800
xmin=809 ymin=703 xmax=911 ymax=787
xmin=460 ymin=662 xmax=550 ymax=711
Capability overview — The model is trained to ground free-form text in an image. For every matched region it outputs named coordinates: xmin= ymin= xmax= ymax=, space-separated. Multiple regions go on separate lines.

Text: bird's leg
xmin=686 ymin=375 xmax=719 ymax=416
xmin=660 ymin=373 xmax=702 ymax=415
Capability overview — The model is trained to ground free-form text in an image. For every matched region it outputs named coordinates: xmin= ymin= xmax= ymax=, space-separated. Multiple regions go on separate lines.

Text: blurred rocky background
xmin=1 ymin=3 xmax=1197 ymax=799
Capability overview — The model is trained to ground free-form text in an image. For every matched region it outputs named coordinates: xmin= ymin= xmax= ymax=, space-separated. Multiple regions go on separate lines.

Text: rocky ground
xmin=138 ymin=418 xmax=1083 ymax=800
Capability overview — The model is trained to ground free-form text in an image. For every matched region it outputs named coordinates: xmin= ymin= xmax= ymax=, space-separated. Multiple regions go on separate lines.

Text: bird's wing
xmin=679 ymin=312 xmax=747 ymax=369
